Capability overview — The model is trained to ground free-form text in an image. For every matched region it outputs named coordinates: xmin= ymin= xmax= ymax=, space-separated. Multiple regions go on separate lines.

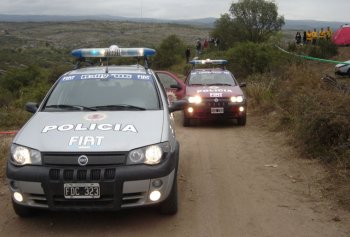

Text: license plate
xmin=64 ymin=183 xmax=100 ymax=199
xmin=211 ymin=107 xmax=224 ymax=114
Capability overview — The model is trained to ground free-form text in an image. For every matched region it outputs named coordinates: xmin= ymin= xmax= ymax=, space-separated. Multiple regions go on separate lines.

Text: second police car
xmin=6 ymin=45 xmax=185 ymax=217
xmin=183 ymin=59 xmax=247 ymax=126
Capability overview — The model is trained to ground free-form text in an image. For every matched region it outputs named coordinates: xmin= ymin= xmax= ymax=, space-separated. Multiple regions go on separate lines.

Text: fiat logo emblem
xmin=214 ymin=98 xmax=219 ymax=102
xmin=78 ymin=155 xmax=88 ymax=166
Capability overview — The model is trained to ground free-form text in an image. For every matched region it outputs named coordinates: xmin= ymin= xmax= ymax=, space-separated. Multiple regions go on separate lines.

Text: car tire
xmin=237 ymin=116 xmax=247 ymax=126
xmin=12 ymin=200 xmax=36 ymax=218
xmin=159 ymin=177 xmax=178 ymax=215
xmin=347 ymin=68 xmax=350 ymax=77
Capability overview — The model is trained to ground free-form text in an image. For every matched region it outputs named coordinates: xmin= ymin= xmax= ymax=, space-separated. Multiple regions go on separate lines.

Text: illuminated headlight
xmin=127 ymin=142 xmax=170 ymax=165
xmin=188 ymin=95 xmax=202 ymax=104
xmin=230 ymin=96 xmax=244 ymax=103
xmin=10 ymin=144 xmax=42 ymax=166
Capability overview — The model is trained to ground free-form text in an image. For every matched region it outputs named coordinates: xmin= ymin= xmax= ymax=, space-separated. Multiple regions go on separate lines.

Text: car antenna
xmin=105 ymin=57 xmax=109 ymax=73
xmin=144 ymin=56 xmax=150 ymax=71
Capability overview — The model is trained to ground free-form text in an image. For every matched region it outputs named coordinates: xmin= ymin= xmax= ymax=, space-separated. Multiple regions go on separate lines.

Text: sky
xmin=0 ymin=0 xmax=349 ymax=22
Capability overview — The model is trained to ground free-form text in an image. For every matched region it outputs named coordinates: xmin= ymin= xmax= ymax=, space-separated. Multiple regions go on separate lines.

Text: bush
xmin=0 ymin=89 xmax=14 ymax=107
xmin=225 ymin=42 xmax=288 ymax=78
xmin=245 ymin=74 xmax=278 ymax=110
xmin=287 ymin=40 xmax=338 ymax=59
xmin=308 ymin=40 xmax=338 ymax=59
xmin=270 ymin=65 xmax=350 ymax=163
xmin=0 ymin=106 xmax=31 ymax=131
xmin=0 ymin=65 xmax=44 ymax=97
xmin=153 ymin=35 xmax=186 ymax=69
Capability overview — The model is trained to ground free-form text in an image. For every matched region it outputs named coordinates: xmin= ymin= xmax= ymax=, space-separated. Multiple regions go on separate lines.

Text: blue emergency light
xmin=71 ymin=45 xmax=156 ymax=58
xmin=189 ymin=59 xmax=228 ymax=65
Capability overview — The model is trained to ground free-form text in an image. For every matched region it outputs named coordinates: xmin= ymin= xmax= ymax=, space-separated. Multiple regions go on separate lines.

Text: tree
xmin=211 ymin=0 xmax=284 ymax=47
xmin=153 ymin=35 xmax=186 ymax=69
xmin=230 ymin=0 xmax=284 ymax=42
xmin=211 ymin=14 xmax=238 ymax=50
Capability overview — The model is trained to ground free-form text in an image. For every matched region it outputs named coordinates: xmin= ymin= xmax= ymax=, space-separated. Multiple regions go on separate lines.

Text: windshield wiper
xmin=91 ymin=104 xmax=146 ymax=111
xmin=190 ymin=83 xmax=207 ymax=86
xmin=45 ymin=104 xmax=97 ymax=111
xmin=207 ymin=83 xmax=234 ymax=86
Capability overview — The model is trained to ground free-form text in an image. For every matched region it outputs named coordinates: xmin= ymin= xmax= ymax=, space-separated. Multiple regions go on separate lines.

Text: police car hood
xmin=13 ymin=111 xmax=165 ymax=152
xmin=186 ymin=85 xmax=243 ymax=97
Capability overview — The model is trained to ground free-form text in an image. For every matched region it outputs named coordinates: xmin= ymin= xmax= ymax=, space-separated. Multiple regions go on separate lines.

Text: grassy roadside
xmin=245 ymin=58 xmax=350 ymax=210
xmin=0 ymin=135 xmax=12 ymax=181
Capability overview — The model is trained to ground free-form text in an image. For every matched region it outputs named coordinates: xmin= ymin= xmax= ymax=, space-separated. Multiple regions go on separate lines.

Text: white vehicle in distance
xmin=335 ymin=59 xmax=350 ymax=77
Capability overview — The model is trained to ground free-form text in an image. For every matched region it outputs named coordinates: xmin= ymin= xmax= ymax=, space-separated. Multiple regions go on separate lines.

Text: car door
xmin=155 ymin=71 xmax=186 ymax=101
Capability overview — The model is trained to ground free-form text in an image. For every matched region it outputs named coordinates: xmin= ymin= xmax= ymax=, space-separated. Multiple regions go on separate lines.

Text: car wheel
xmin=237 ymin=116 xmax=247 ymax=126
xmin=347 ymin=68 xmax=350 ymax=77
xmin=159 ymin=177 xmax=178 ymax=215
xmin=12 ymin=200 xmax=36 ymax=218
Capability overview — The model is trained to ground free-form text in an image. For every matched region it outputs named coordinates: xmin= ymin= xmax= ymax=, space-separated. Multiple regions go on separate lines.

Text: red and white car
xmin=182 ymin=59 xmax=247 ymax=126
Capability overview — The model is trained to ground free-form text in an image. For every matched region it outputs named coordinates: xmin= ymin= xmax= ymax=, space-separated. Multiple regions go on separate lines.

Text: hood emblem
xmin=84 ymin=113 xmax=107 ymax=122
xmin=78 ymin=155 xmax=89 ymax=166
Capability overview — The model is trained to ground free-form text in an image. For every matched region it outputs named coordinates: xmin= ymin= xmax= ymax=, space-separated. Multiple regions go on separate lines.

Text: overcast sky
xmin=0 ymin=0 xmax=349 ymax=22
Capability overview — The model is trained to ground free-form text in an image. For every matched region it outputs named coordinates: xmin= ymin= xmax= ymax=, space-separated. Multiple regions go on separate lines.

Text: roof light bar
xmin=189 ymin=59 xmax=228 ymax=65
xmin=71 ymin=45 xmax=156 ymax=58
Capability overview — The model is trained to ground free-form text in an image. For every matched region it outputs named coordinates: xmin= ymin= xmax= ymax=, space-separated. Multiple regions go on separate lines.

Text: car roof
xmin=190 ymin=68 xmax=228 ymax=73
xmin=66 ymin=65 xmax=150 ymax=75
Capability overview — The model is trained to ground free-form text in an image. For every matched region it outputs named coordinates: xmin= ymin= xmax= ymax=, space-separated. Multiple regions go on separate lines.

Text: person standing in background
xmin=319 ymin=28 xmax=326 ymax=40
xmin=303 ymin=31 xmax=307 ymax=45
xmin=311 ymin=28 xmax=318 ymax=45
xmin=326 ymin=26 xmax=332 ymax=40
xmin=295 ymin=32 xmax=302 ymax=45
xmin=185 ymin=48 xmax=191 ymax=63
xmin=306 ymin=30 xmax=312 ymax=45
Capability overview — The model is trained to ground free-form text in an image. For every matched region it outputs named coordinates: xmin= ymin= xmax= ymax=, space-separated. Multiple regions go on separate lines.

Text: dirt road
xmin=0 ymin=115 xmax=349 ymax=237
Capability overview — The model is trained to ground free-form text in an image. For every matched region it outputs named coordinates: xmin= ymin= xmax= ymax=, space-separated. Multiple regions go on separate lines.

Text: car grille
xmin=203 ymin=98 xmax=230 ymax=107
xmin=121 ymin=192 xmax=146 ymax=207
xmin=49 ymin=168 xmax=116 ymax=181
xmin=42 ymin=152 xmax=127 ymax=166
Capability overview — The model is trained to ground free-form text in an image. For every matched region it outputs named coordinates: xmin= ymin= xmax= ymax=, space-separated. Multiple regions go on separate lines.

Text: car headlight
xmin=127 ymin=142 xmax=171 ymax=165
xmin=230 ymin=96 xmax=244 ymax=103
xmin=10 ymin=144 xmax=42 ymax=166
xmin=188 ymin=95 xmax=202 ymax=104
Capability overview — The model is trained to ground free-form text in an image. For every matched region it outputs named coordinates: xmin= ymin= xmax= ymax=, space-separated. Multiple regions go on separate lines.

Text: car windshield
xmin=43 ymin=73 xmax=160 ymax=111
xmin=188 ymin=71 xmax=236 ymax=86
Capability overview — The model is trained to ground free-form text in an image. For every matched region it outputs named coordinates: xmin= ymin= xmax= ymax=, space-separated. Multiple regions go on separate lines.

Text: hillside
xmin=0 ymin=14 xmax=348 ymax=30
xmin=0 ymin=21 xmax=210 ymax=49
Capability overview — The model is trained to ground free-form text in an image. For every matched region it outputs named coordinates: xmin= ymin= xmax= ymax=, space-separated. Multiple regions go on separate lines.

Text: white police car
xmin=7 ymin=45 xmax=185 ymax=217
xmin=335 ymin=59 xmax=350 ymax=77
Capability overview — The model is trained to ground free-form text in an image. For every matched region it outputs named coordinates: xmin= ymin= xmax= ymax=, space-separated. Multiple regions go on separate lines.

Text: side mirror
xmin=26 ymin=102 xmax=39 ymax=113
xmin=169 ymin=100 xmax=187 ymax=113
xmin=239 ymin=82 xmax=247 ymax=88
xmin=170 ymin=84 xmax=182 ymax=90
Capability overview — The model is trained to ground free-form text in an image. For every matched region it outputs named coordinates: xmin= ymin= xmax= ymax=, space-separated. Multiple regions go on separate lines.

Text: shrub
xmin=245 ymin=74 xmax=277 ymax=110
xmin=153 ymin=35 xmax=186 ymax=69
xmin=225 ymin=42 xmax=288 ymax=78
xmin=308 ymin=40 xmax=338 ymax=59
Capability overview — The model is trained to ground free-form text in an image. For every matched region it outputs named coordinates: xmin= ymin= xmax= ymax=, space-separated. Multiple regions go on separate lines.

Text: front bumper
xmin=184 ymin=103 xmax=247 ymax=120
xmin=7 ymin=143 xmax=179 ymax=211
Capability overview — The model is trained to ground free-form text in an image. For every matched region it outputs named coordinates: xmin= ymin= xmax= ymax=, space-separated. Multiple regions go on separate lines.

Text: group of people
xmin=185 ymin=38 xmax=221 ymax=63
xmin=295 ymin=27 xmax=333 ymax=45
